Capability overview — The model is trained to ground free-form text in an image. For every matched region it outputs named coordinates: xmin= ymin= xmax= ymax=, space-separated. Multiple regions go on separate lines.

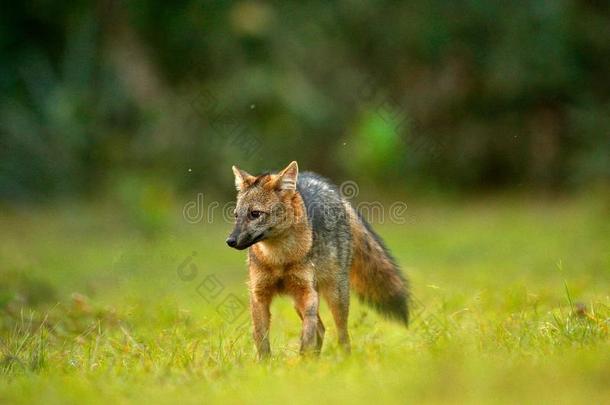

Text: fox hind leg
xmin=323 ymin=280 xmax=351 ymax=353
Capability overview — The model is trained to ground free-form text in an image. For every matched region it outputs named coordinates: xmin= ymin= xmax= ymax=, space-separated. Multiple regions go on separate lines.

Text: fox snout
xmin=225 ymin=235 xmax=238 ymax=248
xmin=226 ymin=225 xmax=265 ymax=250
xmin=225 ymin=227 xmax=245 ymax=250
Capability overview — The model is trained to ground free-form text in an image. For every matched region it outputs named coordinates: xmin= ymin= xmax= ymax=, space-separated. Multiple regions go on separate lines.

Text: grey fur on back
xmin=297 ymin=171 xmax=410 ymax=324
xmin=297 ymin=172 xmax=352 ymax=273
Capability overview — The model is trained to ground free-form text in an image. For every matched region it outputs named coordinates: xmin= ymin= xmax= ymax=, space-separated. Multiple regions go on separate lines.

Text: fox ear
xmin=232 ymin=165 xmax=255 ymax=191
xmin=276 ymin=161 xmax=298 ymax=191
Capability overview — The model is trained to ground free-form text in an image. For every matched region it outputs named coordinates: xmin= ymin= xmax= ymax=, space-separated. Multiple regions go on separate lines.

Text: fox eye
xmin=248 ymin=210 xmax=262 ymax=220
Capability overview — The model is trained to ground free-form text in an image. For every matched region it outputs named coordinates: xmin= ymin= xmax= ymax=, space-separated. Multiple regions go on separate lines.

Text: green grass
xmin=0 ymin=195 xmax=609 ymax=404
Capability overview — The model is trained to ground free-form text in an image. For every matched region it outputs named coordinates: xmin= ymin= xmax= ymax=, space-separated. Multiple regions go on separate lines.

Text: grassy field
xmin=0 ymin=194 xmax=609 ymax=404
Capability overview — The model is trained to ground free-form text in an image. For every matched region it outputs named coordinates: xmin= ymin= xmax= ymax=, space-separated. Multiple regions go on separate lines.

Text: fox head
xmin=226 ymin=161 xmax=300 ymax=250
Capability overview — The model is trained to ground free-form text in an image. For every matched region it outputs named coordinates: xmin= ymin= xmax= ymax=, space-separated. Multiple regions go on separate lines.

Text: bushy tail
xmin=347 ymin=208 xmax=410 ymax=325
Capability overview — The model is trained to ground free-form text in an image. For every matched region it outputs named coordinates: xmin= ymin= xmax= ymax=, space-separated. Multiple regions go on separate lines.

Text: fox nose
xmin=226 ymin=236 xmax=237 ymax=248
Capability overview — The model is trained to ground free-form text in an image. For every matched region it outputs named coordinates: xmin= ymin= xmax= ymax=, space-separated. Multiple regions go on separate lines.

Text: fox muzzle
xmin=226 ymin=226 xmax=265 ymax=250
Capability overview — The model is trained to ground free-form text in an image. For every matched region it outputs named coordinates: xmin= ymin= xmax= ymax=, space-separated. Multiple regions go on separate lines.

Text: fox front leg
xmin=295 ymin=288 xmax=322 ymax=355
xmin=250 ymin=293 xmax=271 ymax=359
xmin=294 ymin=306 xmax=325 ymax=353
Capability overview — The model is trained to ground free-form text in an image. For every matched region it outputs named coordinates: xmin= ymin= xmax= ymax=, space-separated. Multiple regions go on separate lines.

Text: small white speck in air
xmin=343 ymin=142 xmax=347 ymax=146
xmin=188 ymin=168 xmax=192 ymax=172
xmin=250 ymin=104 xmax=256 ymax=109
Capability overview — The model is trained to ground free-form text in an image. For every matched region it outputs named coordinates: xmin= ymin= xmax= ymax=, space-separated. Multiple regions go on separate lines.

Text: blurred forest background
xmin=1 ymin=4 xmax=610 ymax=402
xmin=1 ymin=0 xmax=610 ymax=204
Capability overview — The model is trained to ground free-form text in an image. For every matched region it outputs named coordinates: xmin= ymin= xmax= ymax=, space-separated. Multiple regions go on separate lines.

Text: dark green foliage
xmin=1 ymin=1 xmax=609 ymax=200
